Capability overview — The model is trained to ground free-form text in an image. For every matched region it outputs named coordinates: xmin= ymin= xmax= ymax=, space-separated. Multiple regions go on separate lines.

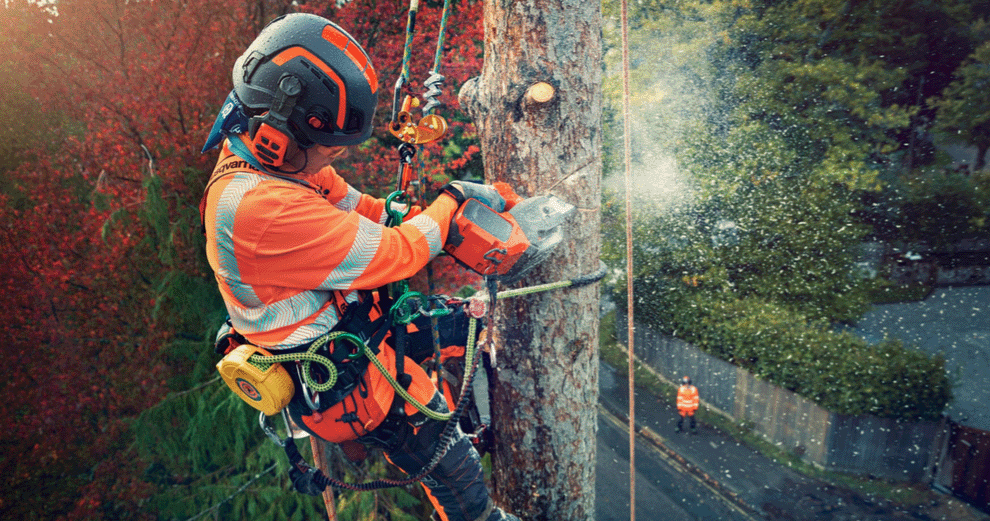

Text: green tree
xmin=600 ymin=0 xmax=952 ymax=420
xmin=602 ymin=0 xmax=894 ymax=322
xmin=931 ymin=40 xmax=990 ymax=171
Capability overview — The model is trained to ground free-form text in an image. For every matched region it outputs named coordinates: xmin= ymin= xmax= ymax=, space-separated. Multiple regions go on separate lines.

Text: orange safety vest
xmin=677 ymin=384 xmax=699 ymax=411
xmin=202 ymin=141 xmax=458 ymax=441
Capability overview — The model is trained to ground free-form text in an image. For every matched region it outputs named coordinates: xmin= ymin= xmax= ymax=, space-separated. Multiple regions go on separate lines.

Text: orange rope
xmin=619 ymin=0 xmax=636 ymax=519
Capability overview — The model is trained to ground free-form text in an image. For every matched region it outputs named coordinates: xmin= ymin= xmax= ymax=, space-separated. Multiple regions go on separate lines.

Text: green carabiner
xmin=328 ymin=331 xmax=368 ymax=361
xmin=391 ymin=291 xmax=425 ymax=325
xmin=385 ymin=191 xmax=411 ymax=227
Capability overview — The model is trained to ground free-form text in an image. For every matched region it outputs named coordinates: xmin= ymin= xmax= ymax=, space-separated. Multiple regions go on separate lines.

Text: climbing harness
xmin=255 ymin=263 xmax=606 ymax=493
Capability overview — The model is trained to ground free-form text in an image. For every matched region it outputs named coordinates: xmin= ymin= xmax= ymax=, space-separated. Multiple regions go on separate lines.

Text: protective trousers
xmin=380 ymin=393 xmax=519 ymax=521
xmin=677 ymin=409 xmax=696 ymax=432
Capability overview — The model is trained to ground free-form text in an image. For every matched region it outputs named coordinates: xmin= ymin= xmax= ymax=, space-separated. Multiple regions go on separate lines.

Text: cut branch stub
xmin=524 ymin=82 xmax=555 ymax=105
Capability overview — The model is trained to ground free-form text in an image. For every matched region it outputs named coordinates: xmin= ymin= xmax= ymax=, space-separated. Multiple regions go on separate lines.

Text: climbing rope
xmin=423 ymin=0 xmax=453 ymax=115
xmin=275 ymin=312 xmax=486 ymax=492
xmin=248 ymin=331 xmax=364 ymax=392
xmin=400 ymin=0 xmax=419 ymax=84
xmin=360 ymin=316 xmax=478 ymax=422
xmin=619 ymin=0 xmax=637 ymax=518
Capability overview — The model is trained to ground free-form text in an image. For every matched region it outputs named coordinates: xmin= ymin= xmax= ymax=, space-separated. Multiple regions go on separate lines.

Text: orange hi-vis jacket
xmin=677 ymin=384 xmax=699 ymax=413
xmin=202 ymin=142 xmax=458 ymax=441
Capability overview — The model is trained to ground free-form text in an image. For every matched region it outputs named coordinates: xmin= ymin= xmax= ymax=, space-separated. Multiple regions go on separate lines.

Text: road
xmin=595 ymin=408 xmax=757 ymax=521
xmin=593 ymin=362 xmax=990 ymax=521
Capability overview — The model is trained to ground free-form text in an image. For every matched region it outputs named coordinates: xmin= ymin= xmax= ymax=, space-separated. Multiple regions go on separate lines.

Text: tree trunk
xmin=459 ymin=1 xmax=602 ymax=519
xmin=310 ymin=437 xmax=338 ymax=520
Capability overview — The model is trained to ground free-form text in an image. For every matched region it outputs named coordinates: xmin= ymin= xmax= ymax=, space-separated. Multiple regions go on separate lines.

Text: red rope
xmin=619 ymin=0 xmax=636 ymax=519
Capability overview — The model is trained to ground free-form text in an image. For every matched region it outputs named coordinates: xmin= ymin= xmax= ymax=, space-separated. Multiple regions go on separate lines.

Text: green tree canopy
xmin=931 ymin=40 xmax=990 ymax=170
xmin=601 ymin=0 xmax=962 ymax=420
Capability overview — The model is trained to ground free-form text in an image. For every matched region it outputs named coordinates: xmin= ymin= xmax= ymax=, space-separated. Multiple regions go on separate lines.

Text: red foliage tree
xmin=0 ymin=0 xmax=483 ymax=518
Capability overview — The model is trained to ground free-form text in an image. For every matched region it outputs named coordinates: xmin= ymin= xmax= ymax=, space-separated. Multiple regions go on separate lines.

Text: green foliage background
xmin=600 ymin=0 xmax=989 ymax=421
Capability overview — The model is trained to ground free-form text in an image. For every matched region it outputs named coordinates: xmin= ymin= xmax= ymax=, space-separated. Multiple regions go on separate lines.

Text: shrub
xmin=627 ymin=287 xmax=951 ymax=421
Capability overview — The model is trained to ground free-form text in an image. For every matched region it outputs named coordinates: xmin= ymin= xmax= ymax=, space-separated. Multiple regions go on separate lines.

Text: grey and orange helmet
xmin=233 ymin=13 xmax=379 ymax=156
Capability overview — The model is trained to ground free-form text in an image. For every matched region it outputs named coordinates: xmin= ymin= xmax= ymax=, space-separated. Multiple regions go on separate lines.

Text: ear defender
xmin=249 ymin=74 xmax=304 ymax=169
xmin=251 ymin=123 xmax=291 ymax=167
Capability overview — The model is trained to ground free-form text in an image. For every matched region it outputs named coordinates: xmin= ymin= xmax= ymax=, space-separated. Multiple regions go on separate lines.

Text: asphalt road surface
xmin=595 ymin=408 xmax=756 ymax=521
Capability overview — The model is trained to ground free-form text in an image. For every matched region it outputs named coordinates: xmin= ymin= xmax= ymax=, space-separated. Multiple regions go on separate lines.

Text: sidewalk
xmin=598 ymin=362 xmax=990 ymax=521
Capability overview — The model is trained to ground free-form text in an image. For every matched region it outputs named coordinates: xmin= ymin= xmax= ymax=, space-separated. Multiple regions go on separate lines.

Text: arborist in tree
xmin=676 ymin=376 xmax=699 ymax=433
xmin=199 ymin=13 xmax=520 ymax=521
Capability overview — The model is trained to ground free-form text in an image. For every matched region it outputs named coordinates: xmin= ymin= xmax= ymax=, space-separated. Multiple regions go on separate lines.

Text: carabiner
xmin=259 ymin=411 xmax=287 ymax=447
xmin=385 ymin=191 xmax=411 ymax=227
xmin=391 ymin=291 xmax=425 ymax=325
xmin=296 ymin=364 xmax=321 ymax=412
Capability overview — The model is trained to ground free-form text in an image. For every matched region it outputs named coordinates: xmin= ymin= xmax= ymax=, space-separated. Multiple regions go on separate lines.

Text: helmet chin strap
xmin=276 ymin=147 xmax=308 ymax=175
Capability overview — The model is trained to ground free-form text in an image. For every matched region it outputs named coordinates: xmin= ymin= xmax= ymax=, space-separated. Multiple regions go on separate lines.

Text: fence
xmin=618 ymin=315 xmax=942 ymax=482
xmin=934 ymin=422 xmax=990 ymax=512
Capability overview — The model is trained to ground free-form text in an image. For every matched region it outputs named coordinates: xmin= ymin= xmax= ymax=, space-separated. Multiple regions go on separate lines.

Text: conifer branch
xmin=145 ymin=376 xmax=221 ymax=412
xmin=184 ymin=462 xmax=278 ymax=521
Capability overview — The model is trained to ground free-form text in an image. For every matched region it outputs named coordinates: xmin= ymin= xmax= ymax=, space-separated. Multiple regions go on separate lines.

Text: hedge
xmin=633 ymin=290 xmax=951 ymax=422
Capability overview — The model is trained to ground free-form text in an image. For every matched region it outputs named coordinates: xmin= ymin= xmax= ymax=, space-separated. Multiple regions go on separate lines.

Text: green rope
xmin=483 ymin=262 xmax=608 ymax=300
xmin=494 ymin=279 xmax=573 ymax=299
xmin=401 ymin=0 xmax=420 ymax=83
xmin=360 ymin=317 xmax=479 ymax=421
xmin=248 ymin=332 xmax=363 ymax=392
xmin=248 ymin=321 xmax=476 ymax=422
xmin=431 ymin=0 xmax=453 ymax=75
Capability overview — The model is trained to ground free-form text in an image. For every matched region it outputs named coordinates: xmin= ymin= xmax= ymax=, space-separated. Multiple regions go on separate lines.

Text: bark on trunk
xmin=458 ymin=1 xmax=603 ymax=519
xmin=310 ymin=437 xmax=338 ymax=520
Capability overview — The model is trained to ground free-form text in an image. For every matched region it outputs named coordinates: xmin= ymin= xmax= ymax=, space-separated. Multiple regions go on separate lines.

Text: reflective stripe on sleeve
xmin=334 ymin=185 xmax=362 ymax=213
xmin=215 ymin=174 xmax=264 ymax=307
xmin=407 ymin=213 xmax=443 ymax=257
xmin=319 ymin=216 xmax=383 ymax=290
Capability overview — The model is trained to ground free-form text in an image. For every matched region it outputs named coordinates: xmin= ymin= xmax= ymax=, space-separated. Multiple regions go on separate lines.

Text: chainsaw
xmin=444 ymin=193 xmax=576 ymax=284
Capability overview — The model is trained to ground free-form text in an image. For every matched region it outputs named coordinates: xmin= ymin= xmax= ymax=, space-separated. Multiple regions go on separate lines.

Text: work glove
xmin=492 ymin=182 xmax=523 ymax=211
xmin=289 ymin=465 xmax=327 ymax=496
xmin=440 ymin=181 xmax=506 ymax=213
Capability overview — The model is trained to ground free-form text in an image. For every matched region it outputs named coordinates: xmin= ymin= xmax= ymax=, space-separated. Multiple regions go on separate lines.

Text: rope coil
xmin=248 ymin=331 xmax=364 ymax=392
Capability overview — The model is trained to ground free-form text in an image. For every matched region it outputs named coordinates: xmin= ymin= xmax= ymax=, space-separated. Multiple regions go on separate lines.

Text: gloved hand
xmin=492 ymin=182 xmax=523 ymax=211
xmin=289 ymin=465 xmax=327 ymax=496
xmin=441 ymin=181 xmax=506 ymax=212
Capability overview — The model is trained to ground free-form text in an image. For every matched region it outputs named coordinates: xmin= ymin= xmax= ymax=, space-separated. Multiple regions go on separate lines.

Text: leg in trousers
xmin=385 ymin=393 xmax=519 ymax=521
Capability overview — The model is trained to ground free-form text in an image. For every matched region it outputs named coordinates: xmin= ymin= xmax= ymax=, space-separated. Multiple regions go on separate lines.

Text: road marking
xmin=599 ymin=405 xmax=762 ymax=521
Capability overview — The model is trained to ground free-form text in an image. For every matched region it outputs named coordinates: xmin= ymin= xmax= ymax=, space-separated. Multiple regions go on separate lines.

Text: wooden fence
xmin=934 ymin=422 xmax=990 ymax=512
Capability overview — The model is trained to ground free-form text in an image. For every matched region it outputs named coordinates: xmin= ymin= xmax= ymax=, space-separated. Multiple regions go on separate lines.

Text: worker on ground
xmin=676 ymin=376 xmax=699 ymax=433
xmin=200 ymin=13 xmax=519 ymax=521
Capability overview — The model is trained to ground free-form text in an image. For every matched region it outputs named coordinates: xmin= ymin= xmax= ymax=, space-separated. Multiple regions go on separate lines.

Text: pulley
xmin=388 ymin=95 xmax=448 ymax=144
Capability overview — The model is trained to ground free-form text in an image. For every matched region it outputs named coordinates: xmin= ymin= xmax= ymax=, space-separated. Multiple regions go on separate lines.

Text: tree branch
xmin=184 ymin=462 xmax=278 ymax=521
